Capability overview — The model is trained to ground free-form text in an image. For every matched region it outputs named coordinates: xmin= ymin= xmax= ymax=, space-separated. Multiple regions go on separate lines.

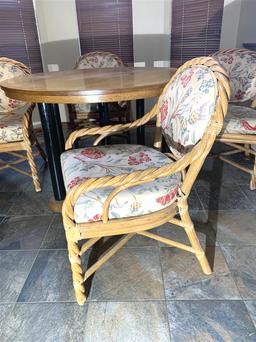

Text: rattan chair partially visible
xmin=211 ymin=49 xmax=256 ymax=190
xmin=0 ymin=57 xmax=47 ymax=192
xmin=68 ymin=51 xmax=131 ymax=128
xmin=61 ymin=57 xmax=229 ymax=305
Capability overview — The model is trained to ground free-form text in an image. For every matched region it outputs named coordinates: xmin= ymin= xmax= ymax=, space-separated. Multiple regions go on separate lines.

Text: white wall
xmin=236 ymin=0 xmax=256 ymax=48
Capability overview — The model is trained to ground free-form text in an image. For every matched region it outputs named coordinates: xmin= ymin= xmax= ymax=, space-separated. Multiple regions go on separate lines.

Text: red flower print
xmin=160 ymin=100 xmax=168 ymax=122
xmin=235 ymin=89 xmax=245 ymax=100
xmin=156 ymin=188 xmax=178 ymax=206
xmin=68 ymin=176 xmax=88 ymax=189
xmin=241 ymin=120 xmax=256 ymax=131
xmin=222 ymin=55 xmax=233 ymax=64
xmin=0 ymin=123 xmax=7 ymax=129
xmin=8 ymin=99 xmax=18 ymax=109
xmin=128 ymin=152 xmax=151 ymax=165
xmin=180 ymin=69 xmax=194 ymax=88
xmin=88 ymin=213 xmax=102 ymax=222
xmin=80 ymin=148 xmax=105 ymax=159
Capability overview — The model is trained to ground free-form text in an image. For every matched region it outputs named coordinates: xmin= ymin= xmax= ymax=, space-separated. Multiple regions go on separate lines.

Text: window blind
xmin=0 ymin=0 xmax=42 ymax=72
xmin=171 ymin=0 xmax=224 ymax=67
xmin=75 ymin=0 xmax=134 ymax=65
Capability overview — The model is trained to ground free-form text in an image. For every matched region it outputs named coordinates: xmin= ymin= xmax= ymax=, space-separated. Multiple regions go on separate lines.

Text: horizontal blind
xmin=76 ymin=0 xmax=134 ymax=65
xmin=0 ymin=0 xmax=42 ymax=72
xmin=171 ymin=0 xmax=224 ymax=67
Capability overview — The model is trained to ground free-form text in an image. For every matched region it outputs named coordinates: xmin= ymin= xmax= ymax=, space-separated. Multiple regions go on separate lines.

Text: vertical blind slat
xmin=0 ymin=0 xmax=42 ymax=72
xmin=75 ymin=0 xmax=134 ymax=65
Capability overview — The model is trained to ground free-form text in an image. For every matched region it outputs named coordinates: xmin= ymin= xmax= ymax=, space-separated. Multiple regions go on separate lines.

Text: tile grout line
xmin=157 ymin=244 xmax=172 ymax=341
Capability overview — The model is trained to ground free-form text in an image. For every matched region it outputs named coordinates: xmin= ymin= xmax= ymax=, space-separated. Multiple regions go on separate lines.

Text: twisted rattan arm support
xmin=22 ymin=103 xmax=41 ymax=191
xmin=65 ymin=102 xmax=159 ymax=150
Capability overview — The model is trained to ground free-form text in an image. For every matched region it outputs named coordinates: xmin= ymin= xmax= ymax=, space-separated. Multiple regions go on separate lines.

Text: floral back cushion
xmin=0 ymin=60 xmax=27 ymax=113
xmin=76 ymin=52 xmax=123 ymax=69
xmin=159 ymin=65 xmax=217 ymax=159
xmin=212 ymin=49 xmax=256 ymax=102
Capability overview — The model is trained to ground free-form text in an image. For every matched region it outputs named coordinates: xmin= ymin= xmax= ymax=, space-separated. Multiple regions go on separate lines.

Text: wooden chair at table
xmin=0 ymin=57 xmax=47 ymax=192
xmin=61 ymin=57 xmax=230 ymax=305
xmin=68 ymin=51 xmax=131 ymax=129
xmin=211 ymin=48 xmax=256 ymax=190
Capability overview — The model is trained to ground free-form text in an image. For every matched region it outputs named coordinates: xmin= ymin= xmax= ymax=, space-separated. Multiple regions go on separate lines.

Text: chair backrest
xmin=158 ymin=57 xmax=228 ymax=160
xmin=75 ymin=51 xmax=124 ymax=70
xmin=211 ymin=48 xmax=256 ymax=102
xmin=0 ymin=57 xmax=29 ymax=113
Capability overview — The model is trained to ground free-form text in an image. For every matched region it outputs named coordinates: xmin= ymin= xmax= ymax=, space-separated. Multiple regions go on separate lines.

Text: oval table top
xmin=1 ymin=67 xmax=176 ymax=104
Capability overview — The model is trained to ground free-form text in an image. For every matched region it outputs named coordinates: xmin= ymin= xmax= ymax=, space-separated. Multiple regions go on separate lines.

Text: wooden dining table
xmin=1 ymin=66 xmax=175 ymax=208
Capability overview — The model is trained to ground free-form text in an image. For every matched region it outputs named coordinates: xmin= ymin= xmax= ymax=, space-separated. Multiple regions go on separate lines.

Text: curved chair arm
xmin=65 ymin=102 xmax=159 ymax=150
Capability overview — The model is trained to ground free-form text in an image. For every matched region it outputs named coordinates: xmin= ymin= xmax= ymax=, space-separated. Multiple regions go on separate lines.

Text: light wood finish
xmin=212 ymin=48 xmax=256 ymax=190
xmin=61 ymin=57 xmax=230 ymax=305
xmin=1 ymin=67 xmax=176 ymax=104
xmin=0 ymin=58 xmax=47 ymax=192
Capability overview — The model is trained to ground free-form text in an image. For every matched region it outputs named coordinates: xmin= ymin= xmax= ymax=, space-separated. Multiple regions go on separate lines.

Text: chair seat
xmin=221 ymin=104 xmax=256 ymax=135
xmin=0 ymin=113 xmax=23 ymax=143
xmin=61 ymin=144 xmax=181 ymax=223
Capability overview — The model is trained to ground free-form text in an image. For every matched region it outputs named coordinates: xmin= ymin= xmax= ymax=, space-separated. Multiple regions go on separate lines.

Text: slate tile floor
xmin=0 ymin=146 xmax=256 ymax=341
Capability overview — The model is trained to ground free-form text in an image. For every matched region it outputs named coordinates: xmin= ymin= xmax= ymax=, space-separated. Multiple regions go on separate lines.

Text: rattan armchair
xmin=61 ymin=57 xmax=230 ymax=305
xmin=0 ymin=57 xmax=47 ymax=192
xmin=211 ymin=49 xmax=256 ymax=190
xmin=68 ymin=51 xmax=131 ymax=128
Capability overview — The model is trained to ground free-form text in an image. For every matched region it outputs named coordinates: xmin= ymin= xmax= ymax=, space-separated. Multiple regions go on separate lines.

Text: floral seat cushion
xmin=61 ymin=144 xmax=181 ymax=223
xmin=220 ymin=104 xmax=256 ymax=135
xmin=0 ymin=113 xmax=23 ymax=143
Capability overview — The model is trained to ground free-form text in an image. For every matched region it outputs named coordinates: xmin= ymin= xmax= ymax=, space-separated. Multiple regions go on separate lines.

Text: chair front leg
xmin=250 ymin=156 xmax=256 ymax=190
xmin=67 ymin=240 xmax=86 ymax=305
xmin=178 ymin=199 xmax=212 ymax=275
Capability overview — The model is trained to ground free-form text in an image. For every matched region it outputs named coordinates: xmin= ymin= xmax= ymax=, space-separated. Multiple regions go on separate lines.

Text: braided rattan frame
xmin=211 ymin=48 xmax=256 ymax=190
xmin=62 ymin=56 xmax=230 ymax=305
xmin=69 ymin=51 xmax=130 ymax=128
xmin=0 ymin=57 xmax=47 ymax=192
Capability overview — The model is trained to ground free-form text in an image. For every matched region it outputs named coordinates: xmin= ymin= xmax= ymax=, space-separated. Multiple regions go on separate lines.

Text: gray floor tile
xmin=240 ymin=186 xmax=256 ymax=209
xmin=0 ymin=169 xmax=31 ymax=192
xmin=0 ymin=215 xmax=52 ymax=250
xmin=0 ymin=251 xmax=37 ymax=302
xmin=8 ymin=191 xmax=52 ymax=216
xmin=91 ymin=247 xmax=164 ymax=300
xmin=196 ymin=182 xmax=254 ymax=210
xmin=188 ymin=188 xmax=204 ymax=210
xmin=0 ymin=192 xmax=20 ymax=215
xmin=157 ymin=210 xmax=217 ymax=248
xmin=160 ymin=247 xmax=240 ymax=300
xmin=18 ymin=250 xmax=77 ymax=302
xmin=245 ymin=301 xmax=256 ymax=327
xmin=0 ymin=304 xmax=14 ymax=333
xmin=222 ymin=246 xmax=256 ymax=299
xmin=41 ymin=215 xmax=67 ymax=249
xmin=0 ymin=303 xmax=88 ymax=342
xmin=167 ymin=300 xmax=256 ymax=342
xmin=83 ymin=301 xmax=170 ymax=342
xmin=208 ymin=210 xmax=256 ymax=246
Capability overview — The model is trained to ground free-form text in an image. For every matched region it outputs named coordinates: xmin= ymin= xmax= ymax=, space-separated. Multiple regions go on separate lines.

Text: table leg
xmin=38 ymin=103 xmax=66 ymax=201
xmin=98 ymin=103 xmax=111 ymax=145
xmin=136 ymin=99 xmax=145 ymax=145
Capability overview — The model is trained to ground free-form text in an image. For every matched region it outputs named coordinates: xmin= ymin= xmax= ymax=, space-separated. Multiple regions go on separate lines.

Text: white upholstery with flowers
xmin=220 ymin=104 xmax=256 ymax=135
xmin=159 ymin=65 xmax=217 ymax=158
xmin=212 ymin=49 xmax=256 ymax=102
xmin=61 ymin=145 xmax=181 ymax=223
xmin=0 ymin=113 xmax=23 ymax=143
xmin=0 ymin=60 xmax=27 ymax=113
